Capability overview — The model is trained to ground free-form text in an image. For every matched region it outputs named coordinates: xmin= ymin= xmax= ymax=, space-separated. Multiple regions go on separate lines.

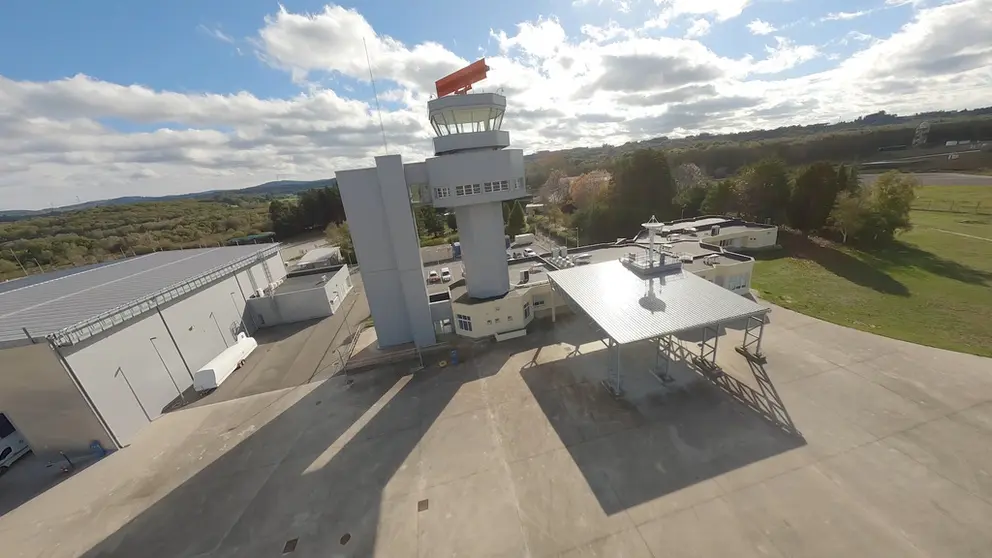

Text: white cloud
xmin=685 ymin=18 xmax=712 ymax=38
xmin=1 ymin=0 xmax=991 ymax=209
xmin=822 ymin=10 xmax=871 ymax=21
xmin=645 ymin=0 xmax=751 ymax=28
xmin=573 ymin=0 xmax=632 ymax=13
xmin=748 ymin=37 xmax=819 ymax=74
xmin=747 ymin=19 xmax=777 ymax=35
xmin=198 ymin=24 xmax=235 ymax=44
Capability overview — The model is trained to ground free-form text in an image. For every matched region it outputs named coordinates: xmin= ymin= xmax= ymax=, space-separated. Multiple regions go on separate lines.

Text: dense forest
xmin=0 ymin=197 xmax=275 ymax=279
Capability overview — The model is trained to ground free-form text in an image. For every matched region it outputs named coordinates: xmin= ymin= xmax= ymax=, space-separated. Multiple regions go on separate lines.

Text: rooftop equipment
xmin=435 ymin=59 xmax=489 ymax=97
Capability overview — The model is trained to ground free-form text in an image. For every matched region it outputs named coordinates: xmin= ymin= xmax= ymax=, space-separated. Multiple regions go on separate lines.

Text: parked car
xmin=0 ymin=413 xmax=29 ymax=475
xmin=427 ymin=270 xmax=440 ymax=283
xmin=440 ymin=268 xmax=452 ymax=282
xmin=523 ymin=248 xmax=536 ymax=257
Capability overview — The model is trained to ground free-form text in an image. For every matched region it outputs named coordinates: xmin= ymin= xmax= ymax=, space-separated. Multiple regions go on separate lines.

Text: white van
xmin=0 ymin=412 xmax=29 ymax=474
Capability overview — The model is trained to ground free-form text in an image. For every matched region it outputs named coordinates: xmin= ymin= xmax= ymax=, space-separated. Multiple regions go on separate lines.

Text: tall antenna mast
xmin=363 ymin=38 xmax=388 ymax=152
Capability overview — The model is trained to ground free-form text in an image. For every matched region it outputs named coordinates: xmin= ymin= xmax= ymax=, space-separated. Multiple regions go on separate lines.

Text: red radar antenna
xmin=435 ymin=59 xmax=489 ymax=98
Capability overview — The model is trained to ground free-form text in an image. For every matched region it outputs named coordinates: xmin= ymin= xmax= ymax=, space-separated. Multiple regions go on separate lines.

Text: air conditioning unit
xmin=680 ymin=254 xmax=693 ymax=263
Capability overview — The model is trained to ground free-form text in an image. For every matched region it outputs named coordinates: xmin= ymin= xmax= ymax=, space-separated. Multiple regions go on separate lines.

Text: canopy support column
xmin=551 ymin=282 xmax=556 ymax=323
xmin=649 ymin=335 xmax=675 ymax=385
xmin=602 ymin=337 xmax=623 ymax=396
xmin=695 ymin=325 xmax=719 ymax=370
xmin=736 ymin=314 xmax=767 ymax=363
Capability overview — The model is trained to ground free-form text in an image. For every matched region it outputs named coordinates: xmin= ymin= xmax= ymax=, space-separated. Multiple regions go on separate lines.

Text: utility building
xmin=337 ymin=59 xmax=528 ymax=347
xmin=0 ymin=245 xmax=285 ymax=457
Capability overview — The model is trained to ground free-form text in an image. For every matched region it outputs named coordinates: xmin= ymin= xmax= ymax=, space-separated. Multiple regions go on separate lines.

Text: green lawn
xmin=752 ymin=187 xmax=992 ymax=357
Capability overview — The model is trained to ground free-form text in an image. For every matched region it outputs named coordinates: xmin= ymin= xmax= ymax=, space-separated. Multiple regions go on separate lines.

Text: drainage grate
xmin=282 ymin=538 xmax=299 ymax=554
xmin=418 ymin=499 xmax=429 ymax=512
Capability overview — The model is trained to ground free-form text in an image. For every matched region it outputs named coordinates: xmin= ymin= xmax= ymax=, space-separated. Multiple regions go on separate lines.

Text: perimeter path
xmin=1 ymin=299 xmax=992 ymax=557
xmin=861 ymin=172 xmax=992 ymax=186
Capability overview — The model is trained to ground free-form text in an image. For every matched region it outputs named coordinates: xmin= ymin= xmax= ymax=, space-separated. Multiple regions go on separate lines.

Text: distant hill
xmin=0 ymin=178 xmax=337 ymax=219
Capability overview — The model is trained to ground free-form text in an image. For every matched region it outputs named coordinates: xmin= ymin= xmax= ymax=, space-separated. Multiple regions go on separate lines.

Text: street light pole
xmin=150 ymin=337 xmax=186 ymax=403
xmin=229 ymin=292 xmax=248 ymax=334
xmin=209 ymin=312 xmax=229 ymax=348
xmin=115 ymin=367 xmax=152 ymax=421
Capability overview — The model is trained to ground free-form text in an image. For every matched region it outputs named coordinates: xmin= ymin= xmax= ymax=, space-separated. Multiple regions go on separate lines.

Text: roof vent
xmin=711 ymin=225 xmax=721 ymax=236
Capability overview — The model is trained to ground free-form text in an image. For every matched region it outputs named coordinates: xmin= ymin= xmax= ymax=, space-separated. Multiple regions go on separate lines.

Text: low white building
xmin=247 ymin=265 xmax=353 ymax=327
xmin=652 ymin=216 xmax=778 ymax=251
xmin=439 ymin=239 xmax=758 ymax=341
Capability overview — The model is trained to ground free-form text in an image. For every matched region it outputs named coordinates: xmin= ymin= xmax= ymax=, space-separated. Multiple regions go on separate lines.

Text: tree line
xmin=526 ymin=112 xmax=992 ymax=187
xmin=535 ymin=149 xmax=917 ymax=247
xmin=267 ymin=187 xmax=346 ymax=238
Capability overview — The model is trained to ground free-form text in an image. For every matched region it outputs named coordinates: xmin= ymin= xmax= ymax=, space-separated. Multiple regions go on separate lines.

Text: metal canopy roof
xmin=0 ymin=245 xmax=277 ymax=345
xmin=548 ymin=259 xmax=768 ymax=345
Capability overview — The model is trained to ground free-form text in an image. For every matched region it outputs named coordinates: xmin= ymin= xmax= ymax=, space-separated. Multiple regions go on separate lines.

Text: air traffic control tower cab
xmin=425 ymin=60 xmax=529 ymax=299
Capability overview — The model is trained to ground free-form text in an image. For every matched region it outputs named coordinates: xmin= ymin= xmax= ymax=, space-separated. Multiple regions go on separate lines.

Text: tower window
xmin=456 ymin=314 xmax=473 ymax=332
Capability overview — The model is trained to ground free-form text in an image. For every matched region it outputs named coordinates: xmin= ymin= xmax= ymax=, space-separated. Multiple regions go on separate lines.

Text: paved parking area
xmin=2 ymin=301 xmax=992 ymax=557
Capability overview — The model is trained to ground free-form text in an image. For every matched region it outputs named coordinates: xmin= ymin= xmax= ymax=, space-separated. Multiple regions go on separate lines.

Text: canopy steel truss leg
xmin=736 ymin=315 xmax=767 ymax=363
xmin=693 ymin=326 xmax=719 ymax=371
xmin=649 ymin=335 xmax=676 ymax=385
xmin=551 ymin=282 xmax=556 ymax=323
xmin=602 ymin=337 xmax=623 ymax=396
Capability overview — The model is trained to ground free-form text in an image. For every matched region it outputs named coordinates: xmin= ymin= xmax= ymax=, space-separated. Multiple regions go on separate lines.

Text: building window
xmin=499 ymin=180 xmax=509 ymax=191
xmin=484 ymin=182 xmax=494 ymax=193
xmin=523 ymin=302 xmax=531 ymax=319
xmin=434 ymin=187 xmax=450 ymax=199
xmin=533 ymin=298 xmax=545 ymax=308
xmin=727 ymin=274 xmax=749 ymax=291
xmin=472 ymin=183 xmax=482 ymax=194
xmin=456 ymin=314 xmax=473 ymax=332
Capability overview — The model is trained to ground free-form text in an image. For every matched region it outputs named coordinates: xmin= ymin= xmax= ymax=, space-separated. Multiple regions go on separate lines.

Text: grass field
xmin=752 ymin=185 xmax=992 ymax=357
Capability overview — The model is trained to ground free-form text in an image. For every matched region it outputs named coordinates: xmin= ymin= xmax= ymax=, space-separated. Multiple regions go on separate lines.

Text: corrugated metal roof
xmin=548 ymin=259 xmax=768 ymax=345
xmin=0 ymin=245 xmax=273 ymax=344
xmin=0 ymin=261 xmax=119 ymax=295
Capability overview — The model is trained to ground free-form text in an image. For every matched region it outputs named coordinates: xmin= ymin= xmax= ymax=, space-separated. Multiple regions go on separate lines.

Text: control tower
xmin=425 ymin=60 xmax=529 ymax=299
xmin=335 ymin=59 xmax=528 ymax=348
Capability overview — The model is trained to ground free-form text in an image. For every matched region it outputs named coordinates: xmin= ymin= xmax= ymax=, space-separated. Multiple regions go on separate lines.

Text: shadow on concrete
xmin=251 ymin=317 xmax=325 ymax=345
xmin=520 ymin=344 xmax=805 ymax=516
xmin=0 ymin=452 xmax=103 ymax=518
xmin=74 ymin=348 xmax=471 ymax=557
xmin=70 ymin=360 xmax=410 ymax=558
xmin=753 ymin=234 xmax=909 ymax=296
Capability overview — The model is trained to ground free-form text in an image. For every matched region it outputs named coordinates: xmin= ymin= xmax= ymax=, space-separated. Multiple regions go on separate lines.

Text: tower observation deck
xmin=425 ymin=60 xmax=529 ymax=299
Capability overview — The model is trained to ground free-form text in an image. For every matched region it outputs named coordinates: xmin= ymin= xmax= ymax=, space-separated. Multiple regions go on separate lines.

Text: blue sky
xmin=0 ymin=0 xmax=989 ymax=209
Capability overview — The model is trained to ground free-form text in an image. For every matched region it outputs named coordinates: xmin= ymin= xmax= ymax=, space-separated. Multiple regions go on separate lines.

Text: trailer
xmin=512 ymin=233 xmax=535 ymax=246
xmin=193 ymin=333 xmax=258 ymax=392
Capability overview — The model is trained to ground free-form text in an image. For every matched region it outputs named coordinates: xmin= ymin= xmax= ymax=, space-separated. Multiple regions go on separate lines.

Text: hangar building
xmin=0 ymin=245 xmax=285 ymax=457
